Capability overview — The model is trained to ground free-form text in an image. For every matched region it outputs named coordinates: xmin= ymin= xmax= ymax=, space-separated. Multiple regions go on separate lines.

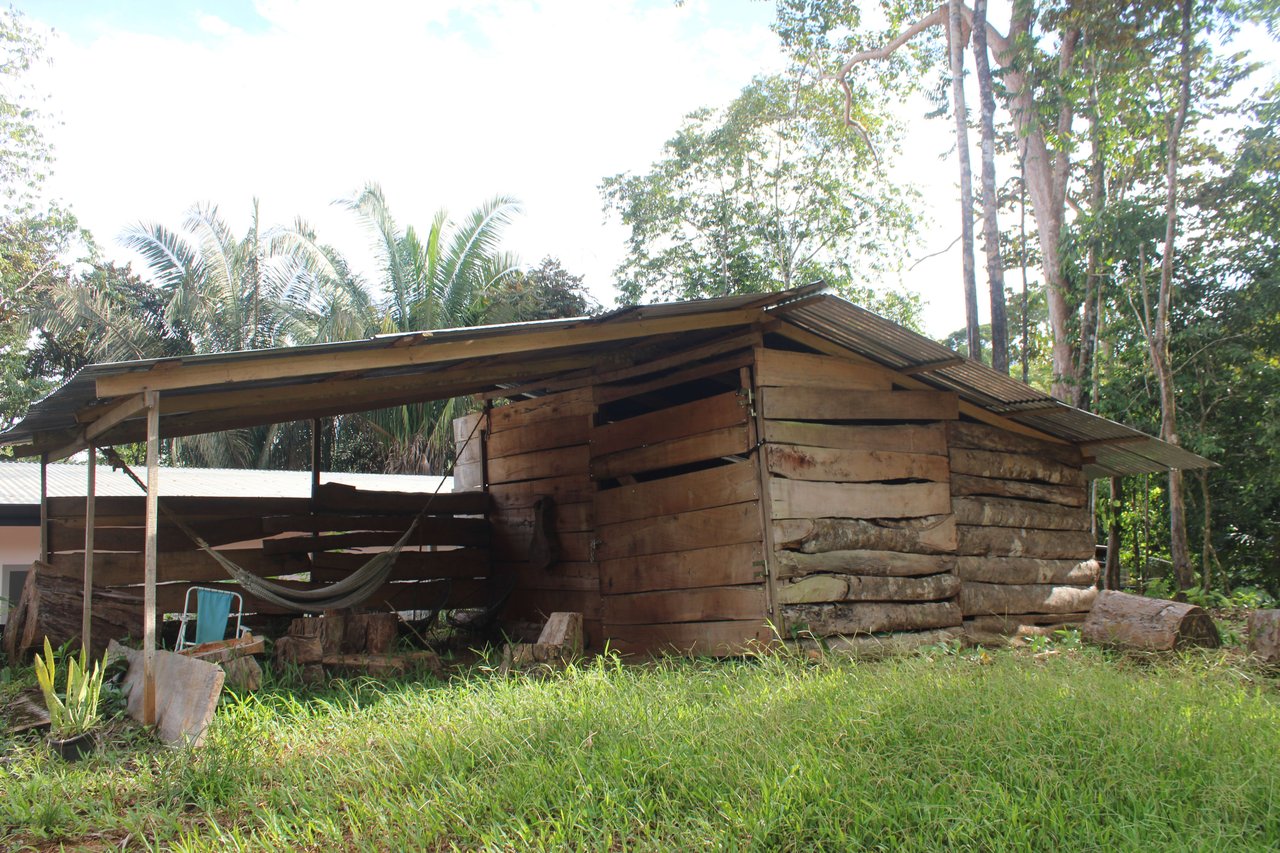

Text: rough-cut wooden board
xmin=453 ymin=411 xmax=485 ymax=463
xmin=262 ymin=519 xmax=490 ymax=554
xmin=489 ymin=387 xmax=595 ymax=433
xmin=950 ymin=474 xmax=1086 ymax=507
xmin=952 ymin=496 xmax=1091 ymax=531
xmin=604 ymin=619 xmax=773 ymax=657
xmin=956 ymin=525 xmax=1095 ymax=560
xmin=773 ymin=515 xmax=957 ymax=555
xmin=954 ymin=556 xmax=1100 ymax=585
xmin=494 ymin=529 xmax=592 ymax=563
xmin=1081 ymin=590 xmax=1220 ymax=651
xmin=46 ymin=549 xmax=309 ymax=587
xmin=310 ymin=547 xmax=491 ymax=582
xmin=495 ymin=500 xmax=594 ymax=533
xmin=753 ymin=347 xmax=891 ymax=391
xmin=489 ymin=444 xmax=591 ymax=485
xmin=777 ymin=572 xmax=960 ymax=604
xmin=766 ymin=444 xmax=949 ymax=484
xmin=486 ymin=413 xmax=590 ymax=459
xmin=949 ymin=448 xmax=1084 ymax=487
xmin=111 ymin=641 xmax=224 ymax=747
xmin=600 ymin=542 xmax=766 ymax=595
xmin=783 ymin=601 xmax=962 ymax=635
xmin=789 ymin=627 xmax=964 ymax=659
xmin=261 ymin=513 xmax=434 ymax=535
xmin=769 ymin=479 xmax=951 ymax=521
xmin=489 ymin=474 xmax=595 ymax=507
xmin=947 ymin=420 xmax=1083 ymax=468
xmin=595 ymin=502 xmax=761 ymax=561
xmin=596 ymin=461 xmax=758 ymax=526
xmin=47 ymin=495 xmax=310 ymax=520
xmin=592 ymin=424 xmax=753 ymax=481
xmin=453 ymin=460 xmax=482 ymax=491
xmin=505 ymin=587 xmax=603 ymax=621
xmin=313 ymin=483 xmax=489 ymax=515
xmin=514 ymin=574 xmax=601 ymax=593
xmin=774 ymin=549 xmax=954 ymax=580
xmin=960 ymin=582 xmax=1097 ymax=616
xmin=763 ymin=421 xmax=947 ymax=455
xmin=591 ymin=390 xmax=749 ymax=459
xmin=759 ymin=387 xmax=959 ymax=422
xmin=596 ymin=351 xmax=753 ymax=405
xmin=603 ymin=585 xmax=766 ymax=625
xmin=48 ymin=517 xmax=266 ymax=554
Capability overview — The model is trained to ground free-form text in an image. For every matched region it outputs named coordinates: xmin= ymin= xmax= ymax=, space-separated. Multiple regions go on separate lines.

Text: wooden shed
xmin=1 ymin=284 xmax=1212 ymax=663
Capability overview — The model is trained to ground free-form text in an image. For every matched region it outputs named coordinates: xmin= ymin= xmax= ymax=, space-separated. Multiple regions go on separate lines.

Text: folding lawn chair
xmin=175 ymin=586 xmax=246 ymax=651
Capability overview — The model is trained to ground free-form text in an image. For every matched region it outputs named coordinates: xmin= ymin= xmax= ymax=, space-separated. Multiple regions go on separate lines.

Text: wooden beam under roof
xmin=94 ymin=309 xmax=764 ymax=398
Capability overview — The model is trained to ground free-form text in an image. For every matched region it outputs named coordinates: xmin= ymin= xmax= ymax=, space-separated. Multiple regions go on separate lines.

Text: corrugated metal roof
xmin=0 ymin=284 xmax=1211 ymax=477
xmin=0 ymin=461 xmax=449 ymax=505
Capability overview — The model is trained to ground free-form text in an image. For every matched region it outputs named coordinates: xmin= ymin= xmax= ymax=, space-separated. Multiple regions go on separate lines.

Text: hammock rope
xmin=101 ymin=414 xmax=482 ymax=613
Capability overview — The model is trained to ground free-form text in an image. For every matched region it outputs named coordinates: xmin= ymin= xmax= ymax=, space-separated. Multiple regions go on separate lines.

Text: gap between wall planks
xmin=590 ymin=390 xmax=749 ymax=459
xmin=595 ymin=462 xmax=759 ymax=527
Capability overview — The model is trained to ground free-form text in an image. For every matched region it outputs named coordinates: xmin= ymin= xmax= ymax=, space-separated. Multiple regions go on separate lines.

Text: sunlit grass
xmin=2 ymin=642 xmax=1277 ymax=851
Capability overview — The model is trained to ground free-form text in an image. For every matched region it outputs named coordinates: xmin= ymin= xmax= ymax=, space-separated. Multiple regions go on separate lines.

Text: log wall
xmin=759 ymin=347 xmax=964 ymax=643
xmin=484 ymin=387 xmax=603 ymax=644
xmin=42 ymin=484 xmax=489 ymax=633
xmin=947 ymin=421 xmax=1100 ymax=637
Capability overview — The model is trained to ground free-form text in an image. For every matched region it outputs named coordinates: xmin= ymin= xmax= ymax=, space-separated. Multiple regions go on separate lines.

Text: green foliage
xmin=0 ymin=7 xmax=52 ymax=211
xmin=32 ymin=638 xmax=105 ymax=738
xmin=602 ymin=72 xmax=920 ymax=311
xmin=2 ymin=650 xmax=1278 ymax=848
xmin=480 ymin=256 xmax=599 ymax=324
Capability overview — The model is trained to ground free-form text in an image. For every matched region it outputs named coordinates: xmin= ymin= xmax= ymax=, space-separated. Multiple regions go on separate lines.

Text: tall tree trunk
xmin=1105 ymin=476 xmax=1123 ymax=590
xmin=973 ymin=0 xmax=1007 ymax=372
xmin=1153 ymin=0 xmax=1196 ymax=591
xmin=1019 ymin=155 xmax=1030 ymax=384
xmin=948 ymin=0 xmax=981 ymax=362
xmin=1199 ymin=470 xmax=1212 ymax=594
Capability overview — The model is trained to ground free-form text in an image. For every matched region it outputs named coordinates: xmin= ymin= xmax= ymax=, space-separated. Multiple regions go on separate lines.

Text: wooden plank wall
xmin=42 ymin=484 xmax=489 ymax=629
xmin=483 ymin=387 xmax=603 ymax=644
xmin=757 ymin=347 xmax=965 ymax=641
xmin=947 ymin=421 xmax=1100 ymax=636
xmin=593 ymin=384 xmax=771 ymax=657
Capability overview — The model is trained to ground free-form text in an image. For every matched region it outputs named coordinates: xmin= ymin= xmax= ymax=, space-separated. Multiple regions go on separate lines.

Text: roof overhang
xmin=1 ymin=284 xmax=1212 ymax=478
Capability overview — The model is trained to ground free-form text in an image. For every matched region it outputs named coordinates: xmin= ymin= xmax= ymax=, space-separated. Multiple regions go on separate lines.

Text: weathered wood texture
xmin=1081 ymin=590 xmax=1221 ymax=651
xmin=777 ymin=572 xmax=960 ymax=604
xmin=956 ymin=526 xmax=1096 ymax=560
xmin=947 ymin=421 xmax=1083 ymax=468
xmin=759 ymin=387 xmax=959 ymax=422
xmin=770 ymin=479 xmax=951 ymax=521
xmin=3 ymin=562 xmax=143 ymax=660
xmin=776 ymin=549 xmax=955 ymax=580
xmin=591 ymin=391 xmax=749 ymax=459
xmin=600 ymin=543 xmax=766 ymax=595
xmin=763 ymin=421 xmax=947 ymax=455
xmin=595 ymin=462 xmax=758 ymax=526
xmin=753 ymin=347 xmax=891 ymax=391
xmin=788 ymin=627 xmax=963 ymax=659
xmin=953 ymin=496 xmax=1090 ymax=531
xmin=959 ymin=582 xmax=1098 ymax=616
xmin=605 ymin=619 xmax=774 ymax=657
xmin=765 ymin=444 xmax=949 ymax=484
xmin=955 ymin=556 xmax=1099 ymax=585
xmin=950 ymin=474 xmax=1086 ymax=507
xmin=783 ymin=601 xmax=962 ymax=636
xmin=1247 ymin=610 xmax=1280 ymax=664
xmin=774 ymin=516 xmax=957 ymax=555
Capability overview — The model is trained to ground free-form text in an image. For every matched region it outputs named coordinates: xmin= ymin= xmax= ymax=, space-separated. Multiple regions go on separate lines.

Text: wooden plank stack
xmin=38 ymin=485 xmax=490 ymax=635
xmin=486 ymin=388 xmax=603 ymax=644
xmin=593 ymin=383 xmax=771 ymax=657
xmin=761 ymin=349 xmax=964 ymax=644
xmin=948 ymin=421 xmax=1100 ymax=636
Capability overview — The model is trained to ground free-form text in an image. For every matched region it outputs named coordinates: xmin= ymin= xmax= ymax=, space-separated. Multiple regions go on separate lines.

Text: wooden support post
xmin=311 ymin=418 xmax=322 ymax=498
xmin=745 ymin=364 xmax=782 ymax=636
xmin=82 ymin=446 xmax=96 ymax=654
xmin=38 ymin=453 xmax=48 ymax=563
xmin=142 ymin=391 xmax=160 ymax=726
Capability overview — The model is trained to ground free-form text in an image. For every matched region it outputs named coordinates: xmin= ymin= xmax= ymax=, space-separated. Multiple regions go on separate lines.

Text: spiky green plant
xmin=33 ymin=637 xmax=105 ymax=738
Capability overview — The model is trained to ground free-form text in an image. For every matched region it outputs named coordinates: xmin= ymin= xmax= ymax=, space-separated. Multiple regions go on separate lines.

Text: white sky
xmin=15 ymin=0 xmax=1156 ymax=339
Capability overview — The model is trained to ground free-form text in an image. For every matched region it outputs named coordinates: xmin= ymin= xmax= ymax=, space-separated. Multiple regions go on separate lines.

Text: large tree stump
xmin=1081 ymin=590 xmax=1220 ymax=651
xmin=2 ymin=562 xmax=142 ymax=661
xmin=1247 ymin=610 xmax=1280 ymax=664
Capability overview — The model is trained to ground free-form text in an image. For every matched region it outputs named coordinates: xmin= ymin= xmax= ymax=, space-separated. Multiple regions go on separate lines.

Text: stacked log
xmin=484 ymin=387 xmax=602 ymax=644
xmin=758 ymin=348 xmax=964 ymax=643
xmin=948 ymin=421 xmax=1099 ymax=636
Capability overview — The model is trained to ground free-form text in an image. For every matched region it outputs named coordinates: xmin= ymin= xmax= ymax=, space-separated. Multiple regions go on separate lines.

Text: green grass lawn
xmin=2 ymin=639 xmax=1278 ymax=851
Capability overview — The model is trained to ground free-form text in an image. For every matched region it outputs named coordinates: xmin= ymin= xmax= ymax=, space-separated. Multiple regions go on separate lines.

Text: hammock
xmin=103 ymin=449 xmax=458 ymax=613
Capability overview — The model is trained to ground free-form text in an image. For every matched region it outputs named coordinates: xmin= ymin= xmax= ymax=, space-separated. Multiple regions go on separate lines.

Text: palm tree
xmin=344 ymin=183 xmax=521 ymax=472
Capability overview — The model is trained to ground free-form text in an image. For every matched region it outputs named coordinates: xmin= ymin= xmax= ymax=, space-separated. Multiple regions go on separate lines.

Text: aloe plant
xmin=33 ymin=637 xmax=105 ymax=738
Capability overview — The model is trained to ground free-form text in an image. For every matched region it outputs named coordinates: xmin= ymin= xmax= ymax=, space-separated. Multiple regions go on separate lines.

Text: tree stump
xmin=1081 ymin=590 xmax=1220 ymax=651
xmin=1247 ymin=610 xmax=1280 ymax=664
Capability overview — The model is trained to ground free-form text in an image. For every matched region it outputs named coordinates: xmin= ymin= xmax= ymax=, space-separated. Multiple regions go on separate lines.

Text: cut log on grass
xmin=955 ymin=557 xmax=1099 ymax=586
xmin=788 ymin=627 xmax=962 ymax=659
xmin=2 ymin=562 xmax=142 ymax=661
xmin=775 ymin=550 xmax=955 ymax=580
xmin=783 ymin=600 xmax=962 ymax=636
xmin=956 ymin=526 xmax=1095 ymax=560
xmin=777 ymin=572 xmax=960 ymax=605
xmin=960 ymin=582 xmax=1097 ymax=616
xmin=275 ymin=634 xmax=323 ymax=666
xmin=1246 ymin=609 xmax=1280 ymax=664
xmin=774 ymin=515 xmax=957 ymax=555
xmin=1081 ymin=590 xmax=1220 ymax=651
